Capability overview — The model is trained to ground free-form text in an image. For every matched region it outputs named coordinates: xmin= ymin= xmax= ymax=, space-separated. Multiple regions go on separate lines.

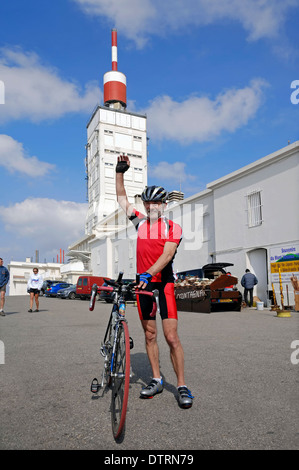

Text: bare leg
xmin=141 ymin=319 xmax=160 ymax=379
xmin=35 ymin=293 xmax=39 ymax=310
xmin=162 ymin=318 xmax=185 ymax=387
xmin=0 ymin=291 xmax=5 ymax=310
xmin=29 ymin=292 xmax=34 ymax=310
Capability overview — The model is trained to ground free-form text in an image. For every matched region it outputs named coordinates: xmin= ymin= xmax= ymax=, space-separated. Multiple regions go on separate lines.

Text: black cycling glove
xmin=116 ymin=160 xmax=130 ymax=173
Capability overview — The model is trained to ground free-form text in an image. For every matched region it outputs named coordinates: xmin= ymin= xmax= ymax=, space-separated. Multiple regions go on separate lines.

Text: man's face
xmin=0 ymin=259 xmax=3 ymax=266
xmin=143 ymin=201 xmax=165 ymax=221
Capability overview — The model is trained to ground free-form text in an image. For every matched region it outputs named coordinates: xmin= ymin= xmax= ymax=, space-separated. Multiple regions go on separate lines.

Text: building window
xmin=105 ymin=162 xmax=114 ymax=178
xmin=247 ymin=190 xmax=263 ymax=227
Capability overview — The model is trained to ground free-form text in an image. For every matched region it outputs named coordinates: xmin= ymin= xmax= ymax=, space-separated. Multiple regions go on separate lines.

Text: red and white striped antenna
xmin=103 ymin=29 xmax=127 ymax=109
xmin=111 ymin=28 xmax=118 ymax=71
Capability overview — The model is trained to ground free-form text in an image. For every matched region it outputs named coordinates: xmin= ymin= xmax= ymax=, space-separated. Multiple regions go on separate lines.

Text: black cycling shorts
xmin=29 ymin=288 xmax=40 ymax=294
xmin=136 ymin=282 xmax=178 ymax=321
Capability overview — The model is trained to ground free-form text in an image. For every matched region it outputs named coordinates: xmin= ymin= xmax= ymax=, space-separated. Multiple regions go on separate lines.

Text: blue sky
xmin=0 ymin=0 xmax=298 ymax=266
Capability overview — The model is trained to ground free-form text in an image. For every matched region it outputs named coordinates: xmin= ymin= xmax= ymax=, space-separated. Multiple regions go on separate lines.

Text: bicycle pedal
xmin=129 ymin=337 xmax=134 ymax=350
xmin=90 ymin=378 xmax=101 ymax=393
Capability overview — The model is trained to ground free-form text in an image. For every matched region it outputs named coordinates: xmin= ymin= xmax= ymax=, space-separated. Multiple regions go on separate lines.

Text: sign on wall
xmin=270 ymin=244 xmax=299 ymax=283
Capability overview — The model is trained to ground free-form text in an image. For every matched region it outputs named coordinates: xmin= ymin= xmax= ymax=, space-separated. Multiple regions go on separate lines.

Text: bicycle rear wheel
xmin=111 ymin=320 xmax=130 ymax=440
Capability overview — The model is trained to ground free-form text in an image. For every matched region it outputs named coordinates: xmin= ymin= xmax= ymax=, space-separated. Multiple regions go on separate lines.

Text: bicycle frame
xmin=102 ymin=303 xmax=124 ymax=383
xmin=89 ymin=272 xmax=159 ymax=441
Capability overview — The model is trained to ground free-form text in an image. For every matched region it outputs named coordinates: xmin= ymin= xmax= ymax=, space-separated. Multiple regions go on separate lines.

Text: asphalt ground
xmin=0 ymin=295 xmax=298 ymax=452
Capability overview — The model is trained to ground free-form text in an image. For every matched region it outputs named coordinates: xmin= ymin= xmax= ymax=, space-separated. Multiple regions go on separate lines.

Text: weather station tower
xmin=85 ymin=29 xmax=148 ymax=234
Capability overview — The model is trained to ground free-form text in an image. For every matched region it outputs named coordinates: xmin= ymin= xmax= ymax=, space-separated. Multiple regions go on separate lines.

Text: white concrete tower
xmin=85 ymin=29 xmax=148 ymax=234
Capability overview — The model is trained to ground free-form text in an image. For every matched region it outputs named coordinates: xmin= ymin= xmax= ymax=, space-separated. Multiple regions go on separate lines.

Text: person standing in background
xmin=0 ymin=258 xmax=10 ymax=316
xmin=241 ymin=269 xmax=258 ymax=307
xmin=27 ymin=268 xmax=43 ymax=312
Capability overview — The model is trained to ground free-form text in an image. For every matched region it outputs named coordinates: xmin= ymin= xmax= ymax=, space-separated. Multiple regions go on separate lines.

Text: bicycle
xmin=89 ymin=272 xmax=160 ymax=441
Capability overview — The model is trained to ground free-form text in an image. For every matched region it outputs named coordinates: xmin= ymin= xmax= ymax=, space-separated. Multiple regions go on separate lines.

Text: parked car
xmin=176 ymin=263 xmax=234 ymax=281
xmin=56 ymin=284 xmax=78 ymax=299
xmin=40 ymin=280 xmax=57 ymax=295
xmin=45 ymin=282 xmax=72 ymax=297
xmin=76 ymin=276 xmax=108 ymax=300
xmin=175 ymin=263 xmax=242 ymax=312
xmin=99 ymin=279 xmax=136 ymax=303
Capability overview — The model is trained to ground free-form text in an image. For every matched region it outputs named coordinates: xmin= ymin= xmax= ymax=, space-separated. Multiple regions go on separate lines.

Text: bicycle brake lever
xmin=89 ymin=284 xmax=98 ymax=311
xmin=152 ymin=289 xmax=160 ymax=315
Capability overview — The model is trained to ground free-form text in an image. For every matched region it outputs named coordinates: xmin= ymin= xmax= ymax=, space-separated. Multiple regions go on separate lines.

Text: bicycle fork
xmin=90 ymin=318 xmax=120 ymax=393
xmin=91 ymin=321 xmax=134 ymax=394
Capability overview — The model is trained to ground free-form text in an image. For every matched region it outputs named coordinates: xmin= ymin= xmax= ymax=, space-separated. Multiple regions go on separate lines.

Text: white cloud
xmin=73 ymin=0 xmax=156 ymax=48
xmin=149 ymin=161 xmax=195 ymax=184
xmin=144 ymin=79 xmax=267 ymax=144
xmin=0 ymin=135 xmax=55 ymax=177
xmin=73 ymin=0 xmax=297 ymax=46
xmin=0 ymin=198 xmax=88 ymax=259
xmin=0 ymin=47 xmax=101 ymax=123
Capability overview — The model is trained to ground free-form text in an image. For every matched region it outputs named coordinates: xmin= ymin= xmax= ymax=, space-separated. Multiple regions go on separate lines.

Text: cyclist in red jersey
xmin=116 ymin=155 xmax=193 ymax=408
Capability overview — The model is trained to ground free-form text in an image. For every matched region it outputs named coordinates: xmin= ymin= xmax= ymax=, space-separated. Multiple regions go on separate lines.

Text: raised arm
xmin=115 ymin=155 xmax=134 ymax=217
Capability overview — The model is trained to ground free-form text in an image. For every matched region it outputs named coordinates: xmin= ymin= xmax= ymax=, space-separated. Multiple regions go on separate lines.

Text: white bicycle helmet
xmin=141 ymin=186 xmax=168 ymax=203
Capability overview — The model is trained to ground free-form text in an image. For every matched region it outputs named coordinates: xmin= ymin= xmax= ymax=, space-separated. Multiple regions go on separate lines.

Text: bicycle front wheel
xmin=111 ymin=320 xmax=130 ymax=440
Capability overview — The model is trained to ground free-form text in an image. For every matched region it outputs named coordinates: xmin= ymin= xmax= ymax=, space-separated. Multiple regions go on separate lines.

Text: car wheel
xmin=69 ymin=292 xmax=76 ymax=300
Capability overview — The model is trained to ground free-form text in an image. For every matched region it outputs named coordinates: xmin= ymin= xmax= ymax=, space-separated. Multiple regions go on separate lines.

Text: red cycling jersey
xmin=129 ymin=209 xmax=182 ymax=283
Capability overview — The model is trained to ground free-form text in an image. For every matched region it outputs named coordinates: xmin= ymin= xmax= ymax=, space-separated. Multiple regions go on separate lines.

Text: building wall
xmin=60 ymin=261 xmax=89 ymax=284
xmin=211 ymin=148 xmax=298 ymax=255
xmin=173 ymin=190 xmax=216 ymax=273
xmin=209 ymin=143 xmax=299 ymax=304
xmin=90 ymin=236 xmax=110 ymax=278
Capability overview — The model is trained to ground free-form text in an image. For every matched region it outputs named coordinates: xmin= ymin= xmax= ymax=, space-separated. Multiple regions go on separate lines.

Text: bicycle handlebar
xmin=89 ymin=277 xmax=160 ymax=316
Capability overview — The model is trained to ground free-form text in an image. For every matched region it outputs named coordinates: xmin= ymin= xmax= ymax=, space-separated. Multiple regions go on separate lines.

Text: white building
xmin=205 ymin=140 xmax=299 ymax=305
xmin=8 ymin=259 xmax=63 ymax=296
xmin=85 ymin=28 xmax=147 ymax=234
xmin=85 ymin=105 xmax=147 ymax=232
xmin=61 ymin=233 xmax=95 ymax=283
